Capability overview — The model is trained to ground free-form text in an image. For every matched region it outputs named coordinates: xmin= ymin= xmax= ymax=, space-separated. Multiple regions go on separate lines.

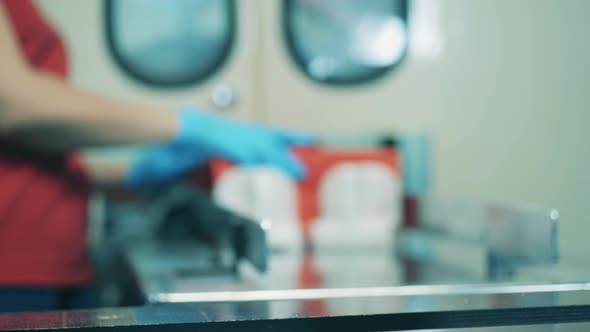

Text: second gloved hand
xmin=175 ymin=108 xmax=313 ymax=179
xmin=126 ymin=141 xmax=205 ymax=189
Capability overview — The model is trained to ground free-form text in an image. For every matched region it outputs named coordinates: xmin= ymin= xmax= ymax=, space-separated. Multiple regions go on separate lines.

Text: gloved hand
xmin=175 ymin=108 xmax=313 ymax=179
xmin=127 ymin=108 xmax=313 ymax=189
xmin=126 ymin=141 xmax=205 ymax=189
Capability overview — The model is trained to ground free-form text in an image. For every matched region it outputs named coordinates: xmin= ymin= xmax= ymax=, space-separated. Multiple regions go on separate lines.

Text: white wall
xmin=426 ymin=0 xmax=590 ymax=261
xmin=36 ymin=0 xmax=590 ymax=261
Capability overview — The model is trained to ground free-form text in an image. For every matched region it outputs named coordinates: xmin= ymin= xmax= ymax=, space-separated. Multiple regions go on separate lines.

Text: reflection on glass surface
xmin=107 ymin=0 xmax=234 ymax=86
xmin=285 ymin=0 xmax=408 ymax=83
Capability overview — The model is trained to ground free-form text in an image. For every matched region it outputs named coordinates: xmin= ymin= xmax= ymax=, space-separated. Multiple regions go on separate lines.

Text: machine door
xmin=36 ymin=0 xmax=258 ymax=120
xmin=257 ymin=0 xmax=431 ymax=132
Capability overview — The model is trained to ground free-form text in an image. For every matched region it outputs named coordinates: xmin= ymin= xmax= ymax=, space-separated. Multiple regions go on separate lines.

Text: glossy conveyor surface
xmin=126 ymin=244 xmax=569 ymax=304
xmin=1 ymin=282 xmax=590 ymax=331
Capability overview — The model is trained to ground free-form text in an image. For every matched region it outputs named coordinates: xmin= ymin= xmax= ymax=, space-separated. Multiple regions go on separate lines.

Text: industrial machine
xmin=2 ymin=190 xmax=590 ymax=331
xmin=14 ymin=143 xmax=580 ymax=332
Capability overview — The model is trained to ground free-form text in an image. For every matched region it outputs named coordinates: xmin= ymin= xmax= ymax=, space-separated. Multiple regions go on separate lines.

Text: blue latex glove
xmin=176 ymin=108 xmax=313 ymax=179
xmin=127 ymin=108 xmax=313 ymax=189
xmin=126 ymin=141 xmax=205 ymax=189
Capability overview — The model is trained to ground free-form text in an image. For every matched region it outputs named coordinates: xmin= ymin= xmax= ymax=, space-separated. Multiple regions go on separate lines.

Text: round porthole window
xmin=284 ymin=0 xmax=409 ymax=84
xmin=105 ymin=0 xmax=236 ymax=87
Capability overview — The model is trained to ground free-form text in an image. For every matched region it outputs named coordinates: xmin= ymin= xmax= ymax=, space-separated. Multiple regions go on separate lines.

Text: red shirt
xmin=0 ymin=0 xmax=93 ymax=286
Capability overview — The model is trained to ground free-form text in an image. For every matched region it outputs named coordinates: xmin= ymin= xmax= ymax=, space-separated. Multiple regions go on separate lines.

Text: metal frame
xmin=398 ymin=197 xmax=559 ymax=279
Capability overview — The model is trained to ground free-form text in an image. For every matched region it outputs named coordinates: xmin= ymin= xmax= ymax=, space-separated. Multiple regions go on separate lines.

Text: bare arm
xmin=79 ymin=151 xmax=132 ymax=188
xmin=0 ymin=5 xmax=178 ymax=151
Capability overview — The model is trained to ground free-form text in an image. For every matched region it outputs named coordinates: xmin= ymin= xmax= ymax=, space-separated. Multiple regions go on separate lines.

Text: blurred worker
xmin=0 ymin=0 xmax=310 ymax=312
